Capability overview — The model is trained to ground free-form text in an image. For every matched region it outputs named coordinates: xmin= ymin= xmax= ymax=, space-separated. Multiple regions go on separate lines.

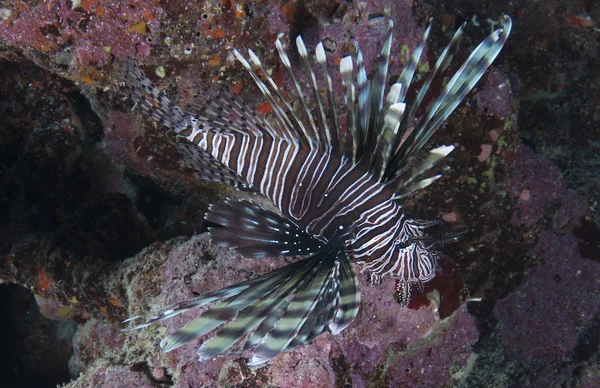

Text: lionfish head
xmin=361 ymin=217 xmax=465 ymax=306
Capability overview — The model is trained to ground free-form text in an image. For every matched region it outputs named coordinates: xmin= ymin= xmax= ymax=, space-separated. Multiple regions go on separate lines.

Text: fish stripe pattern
xmin=123 ymin=15 xmax=512 ymax=364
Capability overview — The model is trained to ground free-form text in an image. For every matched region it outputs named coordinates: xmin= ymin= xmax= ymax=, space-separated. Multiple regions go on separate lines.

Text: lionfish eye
xmin=395 ymin=239 xmax=412 ymax=249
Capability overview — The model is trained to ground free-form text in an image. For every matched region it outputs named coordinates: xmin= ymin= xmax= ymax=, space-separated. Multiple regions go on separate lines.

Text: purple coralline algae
xmin=0 ymin=0 xmax=163 ymax=67
xmin=509 ymin=145 xmax=588 ymax=229
xmin=477 ymin=68 xmax=512 ymax=120
xmin=491 ymin=144 xmax=600 ymax=384
xmin=495 ymin=230 xmax=599 ymax=363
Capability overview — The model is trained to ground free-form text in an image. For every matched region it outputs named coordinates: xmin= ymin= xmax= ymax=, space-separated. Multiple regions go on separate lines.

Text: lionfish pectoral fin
xmin=121 ymin=270 xmax=271 ymax=332
xmin=142 ymin=245 xmax=357 ymax=364
xmin=248 ymin=247 xmax=359 ymax=365
xmin=328 ymin=252 xmax=360 ymax=334
xmin=206 ymin=200 xmax=324 ymax=258
xmin=157 ymin=253 xmax=323 ymax=354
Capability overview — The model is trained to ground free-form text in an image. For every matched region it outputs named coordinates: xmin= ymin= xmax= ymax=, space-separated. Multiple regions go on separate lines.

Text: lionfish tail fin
xmin=173 ymin=140 xmax=252 ymax=189
xmin=124 ymin=61 xmax=253 ymax=188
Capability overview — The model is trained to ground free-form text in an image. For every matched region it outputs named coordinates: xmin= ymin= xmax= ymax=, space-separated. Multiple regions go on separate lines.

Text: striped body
xmin=124 ymin=16 xmax=512 ymax=364
xmin=190 ymin=128 xmax=427 ymax=287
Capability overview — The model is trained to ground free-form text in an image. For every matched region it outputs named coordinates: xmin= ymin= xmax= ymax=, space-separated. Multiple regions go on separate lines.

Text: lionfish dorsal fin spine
xmin=387 ymin=16 xmax=511 ymax=185
xmin=390 ymin=23 xmax=465 ymax=173
xmin=396 ymin=19 xmax=432 ymax=105
xmin=246 ymin=48 xmax=305 ymax=144
xmin=296 ymin=35 xmax=331 ymax=148
xmin=275 ymin=38 xmax=320 ymax=148
xmin=393 ymin=174 xmax=441 ymax=200
xmin=355 ymin=41 xmax=370 ymax=155
xmin=232 ymin=49 xmax=292 ymax=141
xmin=387 ymin=144 xmax=454 ymax=192
xmin=340 ymin=55 xmax=358 ymax=162
xmin=371 ymin=102 xmax=406 ymax=180
xmin=385 ymin=82 xmax=403 ymax=110
xmin=365 ymin=20 xmax=394 ymax=153
xmin=316 ymin=41 xmax=343 ymax=152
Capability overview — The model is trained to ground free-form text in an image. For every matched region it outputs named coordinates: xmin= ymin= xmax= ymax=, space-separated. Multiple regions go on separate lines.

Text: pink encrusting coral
xmin=494 ymin=231 xmax=599 ymax=363
xmin=477 ymin=68 xmax=512 ymax=120
xmin=0 ymin=0 xmax=163 ymax=67
xmin=494 ymin=144 xmax=598 ymax=365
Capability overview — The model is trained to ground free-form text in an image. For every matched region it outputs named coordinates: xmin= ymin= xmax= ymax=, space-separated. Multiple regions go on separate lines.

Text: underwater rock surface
xmin=69 ymin=234 xmax=473 ymax=387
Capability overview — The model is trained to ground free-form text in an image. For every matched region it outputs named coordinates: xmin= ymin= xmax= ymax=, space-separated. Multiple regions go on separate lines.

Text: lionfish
xmin=123 ymin=15 xmax=512 ymax=365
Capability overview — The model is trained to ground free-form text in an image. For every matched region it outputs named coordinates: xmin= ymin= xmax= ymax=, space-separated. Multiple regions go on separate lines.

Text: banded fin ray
xmin=296 ymin=36 xmax=332 ymax=149
xmin=340 ymin=56 xmax=358 ymax=161
xmin=395 ymin=22 xmax=465 ymax=153
xmin=194 ymin=265 xmax=310 ymax=361
xmin=284 ymin=246 xmax=360 ymax=349
xmin=174 ymin=140 xmax=251 ymax=189
xmin=390 ymin=145 xmax=454 ymax=199
xmin=275 ymin=38 xmax=321 ymax=147
xmin=355 ymin=42 xmax=371 ymax=155
xmin=121 ymin=267 xmax=283 ymax=331
xmin=125 ymin=59 xmax=278 ymax=139
xmin=249 ymin=248 xmax=348 ymax=365
xmin=124 ymin=58 xmax=191 ymax=133
xmin=206 ymin=200 xmax=324 ymax=258
xmin=233 ymin=49 xmax=297 ymax=141
xmin=386 ymin=16 xmax=512 ymax=186
xmin=365 ymin=20 xmax=394 ymax=153
xmin=316 ymin=42 xmax=342 ymax=151
xmin=329 ymin=247 xmax=361 ymax=334
xmin=279 ymin=257 xmax=339 ymax=352
xmin=128 ymin=244 xmax=355 ymax=365
xmin=161 ymin=249 xmax=326 ymax=355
